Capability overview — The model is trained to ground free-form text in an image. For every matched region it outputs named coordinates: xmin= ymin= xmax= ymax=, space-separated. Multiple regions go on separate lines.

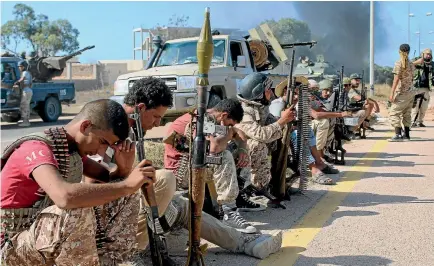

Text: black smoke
xmin=293 ymin=1 xmax=389 ymax=74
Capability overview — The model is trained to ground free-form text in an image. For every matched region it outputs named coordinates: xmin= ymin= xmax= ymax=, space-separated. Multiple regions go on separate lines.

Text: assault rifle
xmin=329 ymin=66 xmax=348 ymax=165
xmin=130 ymin=106 xmax=173 ymax=266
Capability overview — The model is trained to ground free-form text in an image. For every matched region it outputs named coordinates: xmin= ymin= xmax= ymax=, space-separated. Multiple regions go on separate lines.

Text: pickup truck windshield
xmin=155 ymin=39 xmax=226 ymax=67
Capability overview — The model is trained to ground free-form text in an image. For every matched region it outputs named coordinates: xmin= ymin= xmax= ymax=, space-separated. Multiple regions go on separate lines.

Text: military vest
xmin=413 ymin=59 xmax=434 ymax=90
xmin=0 ymin=127 xmax=83 ymax=244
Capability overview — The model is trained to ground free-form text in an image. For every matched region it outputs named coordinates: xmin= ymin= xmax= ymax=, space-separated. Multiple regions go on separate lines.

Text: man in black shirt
xmin=411 ymin=48 xmax=433 ymax=127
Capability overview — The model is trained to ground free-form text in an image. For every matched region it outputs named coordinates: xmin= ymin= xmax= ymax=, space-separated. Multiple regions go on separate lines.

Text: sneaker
xmin=244 ymin=231 xmax=283 ymax=259
xmin=236 ymin=192 xmax=266 ymax=212
xmin=388 ymin=134 xmax=403 ymax=142
xmin=320 ymin=164 xmax=339 ymax=174
xmin=223 ymin=210 xmax=257 ymax=234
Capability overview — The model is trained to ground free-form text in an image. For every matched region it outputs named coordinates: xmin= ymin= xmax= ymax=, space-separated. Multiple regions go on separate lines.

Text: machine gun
xmin=130 ymin=106 xmax=174 ymax=266
xmin=270 ymin=39 xmax=313 ymax=203
xmin=25 ymin=45 xmax=95 ymax=82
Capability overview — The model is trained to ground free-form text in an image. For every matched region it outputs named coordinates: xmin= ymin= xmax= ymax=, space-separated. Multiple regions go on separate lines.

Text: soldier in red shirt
xmin=1 ymin=99 xmax=155 ymax=266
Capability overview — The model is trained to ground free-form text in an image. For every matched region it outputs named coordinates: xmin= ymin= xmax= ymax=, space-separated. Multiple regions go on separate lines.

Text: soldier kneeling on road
xmin=1 ymin=99 xmax=147 ymax=266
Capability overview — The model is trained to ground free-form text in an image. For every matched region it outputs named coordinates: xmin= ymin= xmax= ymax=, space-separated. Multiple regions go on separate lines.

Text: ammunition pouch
xmin=145 ymin=201 xmax=183 ymax=235
xmin=0 ymin=196 xmax=52 ymax=246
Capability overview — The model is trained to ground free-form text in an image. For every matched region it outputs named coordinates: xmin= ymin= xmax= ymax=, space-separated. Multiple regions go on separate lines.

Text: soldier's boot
xmin=403 ymin=126 xmax=411 ymax=141
xmin=389 ymin=127 xmax=403 ymax=142
xmin=417 ymin=122 xmax=426 ymax=127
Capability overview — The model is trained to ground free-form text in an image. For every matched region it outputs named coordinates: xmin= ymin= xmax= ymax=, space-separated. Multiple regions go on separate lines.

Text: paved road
xmin=1 ymin=115 xmax=171 ymax=150
xmin=2 ymin=116 xmax=434 ymax=266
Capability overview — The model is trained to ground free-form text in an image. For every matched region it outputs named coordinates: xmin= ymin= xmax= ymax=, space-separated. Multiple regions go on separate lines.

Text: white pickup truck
xmin=111 ymin=29 xmax=302 ymax=124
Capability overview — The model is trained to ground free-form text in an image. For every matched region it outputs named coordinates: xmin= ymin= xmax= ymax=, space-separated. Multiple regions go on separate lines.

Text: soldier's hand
xmin=280 ymin=107 xmax=296 ymax=123
xmin=113 ymin=139 xmax=135 ymax=176
xmin=341 ymin=111 xmax=352 ymax=118
xmin=236 ymin=149 xmax=250 ymax=168
xmin=389 ymin=94 xmax=395 ymax=103
xmin=124 ymin=159 xmax=156 ymax=191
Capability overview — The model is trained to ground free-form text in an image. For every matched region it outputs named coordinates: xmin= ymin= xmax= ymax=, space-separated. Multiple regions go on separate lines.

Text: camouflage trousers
xmin=240 ymin=139 xmax=271 ymax=189
xmin=389 ymin=91 xmax=416 ymax=127
xmin=20 ymin=88 xmax=32 ymax=122
xmin=350 ymin=110 xmax=367 ymax=131
xmin=1 ymin=192 xmax=141 ymax=266
xmin=311 ymin=118 xmax=330 ymax=151
xmin=411 ymin=88 xmax=431 ymax=123
xmin=176 ymin=150 xmax=239 ymax=205
xmin=326 ymin=118 xmax=336 ymax=149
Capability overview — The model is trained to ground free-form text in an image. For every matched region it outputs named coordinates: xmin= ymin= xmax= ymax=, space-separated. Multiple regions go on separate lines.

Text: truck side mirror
xmin=237 ymin=56 xmax=246 ymax=68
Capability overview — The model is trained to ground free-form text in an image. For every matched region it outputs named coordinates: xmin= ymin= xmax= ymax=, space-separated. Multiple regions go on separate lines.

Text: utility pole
xmin=369 ymin=0 xmax=375 ymax=97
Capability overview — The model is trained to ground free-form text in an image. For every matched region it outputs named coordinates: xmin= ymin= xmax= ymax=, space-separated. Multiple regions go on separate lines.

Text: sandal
xmin=313 ymin=172 xmax=336 ymax=185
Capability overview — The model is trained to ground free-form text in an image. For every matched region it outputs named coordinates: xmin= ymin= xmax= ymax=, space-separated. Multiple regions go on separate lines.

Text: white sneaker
xmin=244 ymin=230 xmax=283 ymax=259
xmin=223 ymin=210 xmax=257 ymax=234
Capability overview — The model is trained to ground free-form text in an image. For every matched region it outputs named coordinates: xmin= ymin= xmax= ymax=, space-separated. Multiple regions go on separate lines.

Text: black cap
xmin=399 ymin=44 xmax=410 ymax=53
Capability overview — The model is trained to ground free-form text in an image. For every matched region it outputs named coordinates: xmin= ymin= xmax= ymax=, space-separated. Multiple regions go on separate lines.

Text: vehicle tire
xmin=39 ymin=96 xmax=62 ymax=122
xmin=1 ymin=112 xmax=21 ymax=123
xmin=207 ymin=92 xmax=222 ymax=108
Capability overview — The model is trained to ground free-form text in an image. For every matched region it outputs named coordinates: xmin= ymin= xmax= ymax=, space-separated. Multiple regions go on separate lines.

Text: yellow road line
xmin=259 ymin=139 xmax=390 ymax=266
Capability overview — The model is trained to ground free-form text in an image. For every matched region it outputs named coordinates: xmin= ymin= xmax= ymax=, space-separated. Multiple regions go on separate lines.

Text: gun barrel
xmin=281 ymin=41 xmax=317 ymax=49
xmin=62 ymin=45 xmax=95 ymax=61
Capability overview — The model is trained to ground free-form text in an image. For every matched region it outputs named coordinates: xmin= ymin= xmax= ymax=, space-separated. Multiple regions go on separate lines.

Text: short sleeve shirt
xmin=1 ymin=140 xmax=58 ymax=208
xmin=392 ymin=60 xmax=415 ymax=92
xmin=22 ymin=71 xmax=32 ymax=89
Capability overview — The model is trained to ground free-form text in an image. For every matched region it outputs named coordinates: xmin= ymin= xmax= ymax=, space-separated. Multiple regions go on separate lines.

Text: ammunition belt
xmin=1 ymin=127 xmax=70 ymax=245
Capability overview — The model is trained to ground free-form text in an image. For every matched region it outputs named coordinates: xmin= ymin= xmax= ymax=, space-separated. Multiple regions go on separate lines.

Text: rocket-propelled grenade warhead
xmin=197 ymin=7 xmax=214 ymax=86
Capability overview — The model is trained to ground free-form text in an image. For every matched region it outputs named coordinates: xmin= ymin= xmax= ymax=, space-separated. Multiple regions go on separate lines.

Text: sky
xmin=1 ymin=1 xmax=434 ymax=67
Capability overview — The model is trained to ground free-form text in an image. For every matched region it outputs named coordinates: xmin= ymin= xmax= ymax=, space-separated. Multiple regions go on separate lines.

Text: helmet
xmin=350 ymin=73 xmax=361 ymax=80
xmin=238 ymin=73 xmax=272 ymax=101
xmin=343 ymin=77 xmax=351 ymax=85
xmin=308 ymin=79 xmax=319 ymax=88
xmin=18 ymin=60 xmax=28 ymax=68
xmin=319 ymin=79 xmax=333 ymax=90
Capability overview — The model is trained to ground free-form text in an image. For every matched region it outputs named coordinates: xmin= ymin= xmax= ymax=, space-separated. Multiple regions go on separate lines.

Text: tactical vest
xmin=0 ymin=127 xmax=83 ymax=245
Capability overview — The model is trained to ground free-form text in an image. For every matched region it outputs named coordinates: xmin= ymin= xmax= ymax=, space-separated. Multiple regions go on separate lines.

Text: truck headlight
xmin=114 ymin=79 xmax=129 ymax=95
xmin=177 ymin=76 xmax=196 ymax=91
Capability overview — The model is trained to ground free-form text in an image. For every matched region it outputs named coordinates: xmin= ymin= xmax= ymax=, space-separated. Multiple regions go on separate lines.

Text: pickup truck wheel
xmin=207 ymin=93 xmax=222 ymax=108
xmin=1 ymin=112 xmax=21 ymax=123
xmin=39 ymin=96 xmax=62 ymax=122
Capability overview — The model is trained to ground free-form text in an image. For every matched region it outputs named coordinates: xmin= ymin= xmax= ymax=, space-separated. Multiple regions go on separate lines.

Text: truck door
xmin=227 ymin=41 xmax=254 ymax=97
xmin=1 ymin=62 xmax=21 ymax=107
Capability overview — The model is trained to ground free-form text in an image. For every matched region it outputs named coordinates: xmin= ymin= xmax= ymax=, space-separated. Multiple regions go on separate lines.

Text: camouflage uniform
xmin=235 ymin=97 xmax=283 ymax=189
xmin=411 ymin=48 xmax=434 ymax=124
xmin=389 ymin=59 xmax=416 ymax=128
xmin=1 ymin=129 xmax=142 ymax=266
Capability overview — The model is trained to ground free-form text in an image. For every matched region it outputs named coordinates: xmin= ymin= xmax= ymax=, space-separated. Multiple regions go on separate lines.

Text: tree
xmin=151 ymin=14 xmax=201 ymax=41
xmin=1 ymin=3 xmax=80 ymax=57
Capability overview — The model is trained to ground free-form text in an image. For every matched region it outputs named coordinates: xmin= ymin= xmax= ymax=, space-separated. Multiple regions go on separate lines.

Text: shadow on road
xmin=346 ymin=152 xmax=422 ymax=159
xmin=295 ymin=254 xmax=393 ymax=266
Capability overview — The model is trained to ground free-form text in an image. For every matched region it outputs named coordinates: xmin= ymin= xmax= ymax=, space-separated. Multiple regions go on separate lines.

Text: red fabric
xmin=164 ymin=113 xmax=192 ymax=171
xmin=1 ymin=140 xmax=59 ymax=208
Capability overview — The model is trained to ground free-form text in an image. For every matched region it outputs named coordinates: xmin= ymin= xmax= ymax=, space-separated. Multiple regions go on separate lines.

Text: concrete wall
xmin=52 ymin=60 xmax=145 ymax=91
